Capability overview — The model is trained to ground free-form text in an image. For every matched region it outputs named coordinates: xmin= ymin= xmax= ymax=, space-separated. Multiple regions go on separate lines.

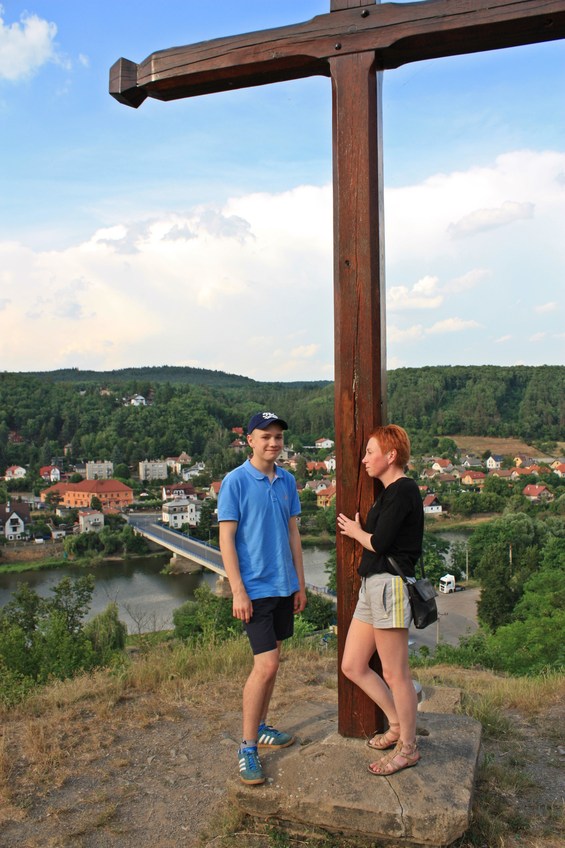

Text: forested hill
xmin=387 ymin=365 xmax=564 ymax=443
xmin=0 ymin=364 xmax=562 ymax=469
xmin=25 ymin=365 xmax=316 ymax=389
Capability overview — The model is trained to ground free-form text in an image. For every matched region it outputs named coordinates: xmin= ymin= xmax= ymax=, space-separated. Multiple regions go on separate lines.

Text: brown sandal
xmin=367 ymin=723 xmax=400 ymax=751
xmin=368 ymin=740 xmax=420 ymax=775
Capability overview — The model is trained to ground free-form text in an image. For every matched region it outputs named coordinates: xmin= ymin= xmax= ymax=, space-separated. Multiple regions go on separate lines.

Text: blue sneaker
xmin=238 ymin=745 xmax=265 ymax=785
xmin=257 ymin=723 xmax=294 ymax=749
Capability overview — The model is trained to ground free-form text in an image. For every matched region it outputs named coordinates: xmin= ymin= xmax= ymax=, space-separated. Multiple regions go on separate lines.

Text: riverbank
xmin=0 ymin=545 xmax=165 ymax=575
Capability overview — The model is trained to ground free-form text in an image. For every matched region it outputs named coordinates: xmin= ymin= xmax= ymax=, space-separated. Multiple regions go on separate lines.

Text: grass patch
xmin=0 ymin=558 xmax=69 ymax=574
xmin=414 ymin=665 xmax=565 ymax=719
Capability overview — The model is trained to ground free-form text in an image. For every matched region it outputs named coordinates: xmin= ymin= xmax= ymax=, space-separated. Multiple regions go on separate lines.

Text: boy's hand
xmin=232 ymin=589 xmax=253 ymax=623
xmin=293 ymin=588 xmax=307 ymax=614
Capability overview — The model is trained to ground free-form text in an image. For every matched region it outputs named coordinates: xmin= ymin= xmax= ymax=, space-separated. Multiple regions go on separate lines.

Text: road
xmin=409 ymin=587 xmax=480 ymax=653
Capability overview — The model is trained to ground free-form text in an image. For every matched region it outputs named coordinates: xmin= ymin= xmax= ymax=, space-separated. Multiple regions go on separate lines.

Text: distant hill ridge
xmin=1 ymin=364 xmax=563 ymax=452
xmin=23 ymin=365 xmax=331 ymax=390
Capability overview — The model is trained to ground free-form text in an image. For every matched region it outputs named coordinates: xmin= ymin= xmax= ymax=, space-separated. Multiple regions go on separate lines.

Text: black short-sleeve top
xmin=357 ymin=476 xmax=424 ymax=579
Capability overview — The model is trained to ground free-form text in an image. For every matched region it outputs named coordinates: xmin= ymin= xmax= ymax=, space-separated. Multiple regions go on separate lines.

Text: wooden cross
xmin=110 ymin=0 xmax=565 ymax=737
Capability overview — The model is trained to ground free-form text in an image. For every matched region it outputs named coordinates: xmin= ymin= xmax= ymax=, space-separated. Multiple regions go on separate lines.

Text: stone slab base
xmin=229 ymin=701 xmax=481 ymax=847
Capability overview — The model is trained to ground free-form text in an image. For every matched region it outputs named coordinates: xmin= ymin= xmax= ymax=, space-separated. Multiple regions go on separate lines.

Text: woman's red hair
xmin=369 ymin=424 xmax=411 ymax=469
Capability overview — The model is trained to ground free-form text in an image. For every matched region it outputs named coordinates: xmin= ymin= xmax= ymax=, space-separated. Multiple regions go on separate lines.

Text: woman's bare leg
xmin=341 ymin=618 xmax=397 ymax=724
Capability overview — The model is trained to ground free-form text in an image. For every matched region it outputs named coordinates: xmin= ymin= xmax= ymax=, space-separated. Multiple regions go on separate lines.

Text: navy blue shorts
xmin=244 ymin=595 xmax=295 ymax=655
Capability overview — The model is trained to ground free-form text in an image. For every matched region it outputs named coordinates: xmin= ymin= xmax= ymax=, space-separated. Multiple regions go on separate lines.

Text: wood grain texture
xmin=110 ymin=1 xmax=565 ymax=106
xmin=331 ymin=53 xmax=386 ymax=737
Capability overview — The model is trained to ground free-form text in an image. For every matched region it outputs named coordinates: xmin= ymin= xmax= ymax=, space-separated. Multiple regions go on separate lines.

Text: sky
xmin=0 ymin=1 xmax=563 ymax=382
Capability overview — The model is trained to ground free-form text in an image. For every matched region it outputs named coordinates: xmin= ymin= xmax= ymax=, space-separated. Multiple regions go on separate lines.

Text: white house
xmin=315 ymin=437 xmax=335 ymax=450
xmin=162 ymin=483 xmax=197 ymax=501
xmin=40 ymin=465 xmax=61 ymax=483
xmin=423 ymin=494 xmax=443 ymax=515
xmin=182 ymin=462 xmax=206 ymax=481
xmin=162 ymin=498 xmax=201 ymax=529
xmin=431 ymin=459 xmax=453 ymax=473
xmin=78 ymin=509 xmax=105 ymax=533
xmin=0 ymin=502 xmax=30 ymax=540
xmin=486 ymin=455 xmax=504 ymax=470
xmin=130 ymin=394 xmax=147 ymax=406
xmin=324 ymin=454 xmax=337 ymax=473
xmin=4 ymin=465 xmax=27 ymax=480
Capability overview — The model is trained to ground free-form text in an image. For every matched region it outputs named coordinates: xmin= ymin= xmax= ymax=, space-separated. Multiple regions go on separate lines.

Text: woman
xmin=337 ymin=424 xmax=423 ymax=775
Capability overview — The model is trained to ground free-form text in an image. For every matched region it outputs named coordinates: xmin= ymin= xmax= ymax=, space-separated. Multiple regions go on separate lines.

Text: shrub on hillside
xmin=0 ymin=575 xmax=127 ymax=704
xmin=173 ymin=586 xmax=243 ymax=642
xmin=84 ymin=602 xmax=128 ymax=663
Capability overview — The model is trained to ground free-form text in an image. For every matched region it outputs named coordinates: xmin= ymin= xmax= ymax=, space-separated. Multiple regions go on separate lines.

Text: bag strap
xmin=387 ymin=555 xmax=425 ymax=583
xmin=387 ymin=555 xmax=408 ymax=583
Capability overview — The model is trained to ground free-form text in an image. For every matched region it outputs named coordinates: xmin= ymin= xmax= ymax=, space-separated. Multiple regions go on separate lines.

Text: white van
xmin=439 ymin=574 xmax=456 ymax=593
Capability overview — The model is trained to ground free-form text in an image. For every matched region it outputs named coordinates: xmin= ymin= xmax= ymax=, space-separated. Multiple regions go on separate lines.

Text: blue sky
xmin=0 ymin=1 xmax=563 ymax=381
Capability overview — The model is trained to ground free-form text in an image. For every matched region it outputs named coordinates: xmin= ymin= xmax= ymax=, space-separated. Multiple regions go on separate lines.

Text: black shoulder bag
xmin=387 ymin=555 xmax=438 ymax=630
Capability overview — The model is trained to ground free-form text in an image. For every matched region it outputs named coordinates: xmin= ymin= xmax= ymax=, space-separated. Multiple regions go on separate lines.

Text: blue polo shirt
xmin=217 ymin=459 xmax=301 ymax=600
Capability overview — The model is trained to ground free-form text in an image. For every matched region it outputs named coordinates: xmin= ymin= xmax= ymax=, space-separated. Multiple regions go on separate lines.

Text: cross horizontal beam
xmin=110 ymin=0 xmax=565 ymax=107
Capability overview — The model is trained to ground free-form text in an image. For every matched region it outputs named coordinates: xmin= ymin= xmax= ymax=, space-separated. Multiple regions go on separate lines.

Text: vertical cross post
xmin=330 ymin=24 xmax=387 ymax=735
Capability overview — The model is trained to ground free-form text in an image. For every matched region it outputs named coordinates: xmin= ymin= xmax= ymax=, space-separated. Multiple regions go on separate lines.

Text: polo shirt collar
xmin=244 ymin=458 xmax=283 ymax=480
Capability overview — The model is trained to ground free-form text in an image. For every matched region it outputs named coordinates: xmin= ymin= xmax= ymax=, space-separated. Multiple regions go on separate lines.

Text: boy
xmin=218 ymin=412 xmax=307 ymax=785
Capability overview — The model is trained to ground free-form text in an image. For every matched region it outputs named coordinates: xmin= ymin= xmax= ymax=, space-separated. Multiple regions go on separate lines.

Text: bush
xmin=84 ymin=602 xmax=128 ymax=664
xmin=0 ymin=657 xmax=35 ymax=709
xmin=173 ymin=586 xmax=243 ymax=643
xmin=301 ymin=590 xmax=336 ymax=630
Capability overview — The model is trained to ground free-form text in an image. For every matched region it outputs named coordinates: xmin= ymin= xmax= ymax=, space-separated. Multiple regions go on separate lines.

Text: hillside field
xmin=451 ymin=435 xmax=562 ymax=459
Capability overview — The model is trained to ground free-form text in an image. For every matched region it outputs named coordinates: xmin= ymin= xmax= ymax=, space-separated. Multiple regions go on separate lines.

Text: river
xmin=0 ymin=547 xmax=332 ymax=634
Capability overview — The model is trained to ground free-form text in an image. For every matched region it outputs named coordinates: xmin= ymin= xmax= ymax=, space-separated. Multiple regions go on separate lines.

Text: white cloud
xmin=426 ymin=318 xmax=481 ymax=335
xmin=529 ymin=332 xmax=547 ymax=342
xmin=289 ymin=344 xmax=319 ymax=359
xmin=0 ymin=186 xmax=334 ymax=380
xmin=534 ymin=301 xmax=558 ymax=314
xmin=1 ymin=149 xmax=563 ymax=378
xmin=388 ymin=325 xmax=425 ymax=343
xmin=388 ymin=275 xmax=443 ymax=310
xmin=0 ymin=7 xmax=58 ymax=81
xmin=445 ymin=268 xmax=491 ymax=293
xmin=448 ymin=200 xmax=534 ymax=238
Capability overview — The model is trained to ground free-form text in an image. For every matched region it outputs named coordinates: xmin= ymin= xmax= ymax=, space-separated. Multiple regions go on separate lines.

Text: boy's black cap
xmin=247 ymin=412 xmax=288 ymax=434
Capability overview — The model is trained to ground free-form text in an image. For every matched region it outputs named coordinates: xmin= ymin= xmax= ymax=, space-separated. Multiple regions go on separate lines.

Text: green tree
xmin=0 ymin=576 xmax=100 ymax=689
xmin=191 ymin=500 xmax=217 ymax=544
xmin=84 ymin=602 xmax=127 ymax=663
xmin=476 ymin=542 xmax=520 ymax=632
xmin=300 ymin=591 xmax=336 ymax=630
xmin=422 ymin=532 xmax=450 ymax=585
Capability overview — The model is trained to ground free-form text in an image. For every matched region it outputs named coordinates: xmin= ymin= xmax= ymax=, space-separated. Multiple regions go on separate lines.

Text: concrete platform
xmin=229 ymin=700 xmax=482 ymax=847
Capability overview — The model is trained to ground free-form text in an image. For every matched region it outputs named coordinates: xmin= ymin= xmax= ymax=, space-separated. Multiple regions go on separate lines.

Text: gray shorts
xmin=353 ymin=573 xmax=412 ymax=629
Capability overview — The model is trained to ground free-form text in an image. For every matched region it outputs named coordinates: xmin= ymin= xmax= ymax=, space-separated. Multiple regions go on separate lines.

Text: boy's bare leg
xmin=242 ymin=647 xmax=280 ymax=741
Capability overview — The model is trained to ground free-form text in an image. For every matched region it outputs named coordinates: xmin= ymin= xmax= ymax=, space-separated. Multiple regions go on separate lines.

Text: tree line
xmin=1 ymin=365 xmax=563 ymax=477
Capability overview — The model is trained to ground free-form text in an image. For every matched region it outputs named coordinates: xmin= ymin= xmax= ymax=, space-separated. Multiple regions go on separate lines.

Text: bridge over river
xmin=127 ymin=513 xmax=336 ymax=603
xmin=127 ymin=513 xmax=226 ymax=577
